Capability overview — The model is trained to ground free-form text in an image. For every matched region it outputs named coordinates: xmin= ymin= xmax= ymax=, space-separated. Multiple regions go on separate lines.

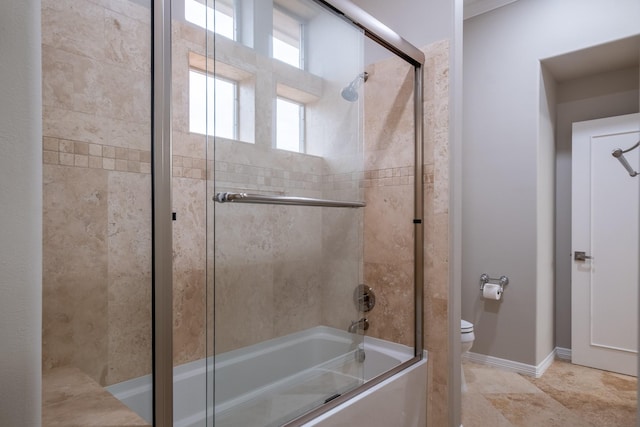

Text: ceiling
xmin=542 ymin=35 xmax=640 ymax=82
xmin=463 ymin=0 xmax=520 ymax=20
xmin=463 ymin=0 xmax=639 ymax=82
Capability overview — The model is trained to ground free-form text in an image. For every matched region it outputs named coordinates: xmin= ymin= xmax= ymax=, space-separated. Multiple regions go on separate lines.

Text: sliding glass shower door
xmin=207 ymin=0 xmax=367 ymax=424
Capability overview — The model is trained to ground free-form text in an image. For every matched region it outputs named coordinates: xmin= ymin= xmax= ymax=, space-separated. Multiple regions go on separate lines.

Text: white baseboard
xmin=555 ymin=347 xmax=572 ymax=360
xmin=464 ymin=347 xmax=570 ymax=378
xmin=536 ymin=349 xmax=556 ymax=376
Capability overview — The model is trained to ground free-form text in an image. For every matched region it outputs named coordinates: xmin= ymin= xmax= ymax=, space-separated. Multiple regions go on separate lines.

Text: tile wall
xmin=41 ymin=0 xmax=153 ymax=386
xmin=422 ymin=40 xmax=452 ymax=427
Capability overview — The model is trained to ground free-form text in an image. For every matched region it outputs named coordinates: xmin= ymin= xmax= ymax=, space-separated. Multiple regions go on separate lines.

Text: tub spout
xmin=348 ymin=318 xmax=369 ymax=334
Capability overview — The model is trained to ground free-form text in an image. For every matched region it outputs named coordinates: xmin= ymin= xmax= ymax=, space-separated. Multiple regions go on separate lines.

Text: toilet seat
xmin=461 ymin=319 xmax=474 ymax=334
xmin=460 ymin=319 xmax=475 ymax=393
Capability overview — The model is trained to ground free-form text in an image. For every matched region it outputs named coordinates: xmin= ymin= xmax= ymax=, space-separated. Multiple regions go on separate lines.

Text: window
xmin=185 ymin=0 xmax=235 ymax=40
xmin=189 ymin=70 xmax=237 ymax=139
xmin=273 ymin=8 xmax=303 ymax=68
xmin=276 ymin=97 xmax=304 ymax=152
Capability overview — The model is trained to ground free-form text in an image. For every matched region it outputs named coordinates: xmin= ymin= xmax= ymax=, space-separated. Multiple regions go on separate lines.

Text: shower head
xmin=340 ymin=72 xmax=369 ymax=102
xmin=341 ymin=83 xmax=359 ymax=102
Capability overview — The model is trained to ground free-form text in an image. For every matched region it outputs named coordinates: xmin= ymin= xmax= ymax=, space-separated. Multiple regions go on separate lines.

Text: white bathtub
xmin=107 ymin=326 xmax=426 ymax=427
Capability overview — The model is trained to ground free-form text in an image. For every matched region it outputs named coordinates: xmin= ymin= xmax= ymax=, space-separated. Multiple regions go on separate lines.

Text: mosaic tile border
xmin=174 ymin=155 xmax=206 ymax=180
xmin=44 ymin=139 xmax=421 ymax=191
xmin=363 ymin=166 xmax=415 ymax=188
xmin=43 ymin=137 xmax=151 ymax=174
xmin=214 ymin=160 xmax=324 ymax=192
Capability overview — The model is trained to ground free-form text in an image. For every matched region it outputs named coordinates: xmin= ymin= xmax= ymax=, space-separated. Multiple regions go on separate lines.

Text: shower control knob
xmin=354 ymin=284 xmax=376 ymax=312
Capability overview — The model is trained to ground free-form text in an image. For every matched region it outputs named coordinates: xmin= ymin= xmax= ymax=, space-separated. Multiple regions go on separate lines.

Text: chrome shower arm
xmin=612 ymin=142 xmax=639 ymax=177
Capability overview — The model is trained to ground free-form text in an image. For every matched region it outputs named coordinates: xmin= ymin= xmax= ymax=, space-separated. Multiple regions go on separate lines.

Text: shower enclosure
xmin=201 ymin=1 xmax=425 ymax=424
xmin=41 ymin=0 xmax=426 ymax=425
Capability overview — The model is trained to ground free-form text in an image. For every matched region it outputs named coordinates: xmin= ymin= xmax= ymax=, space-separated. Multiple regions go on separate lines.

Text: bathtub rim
xmin=106 ymin=325 xmax=422 ymax=425
xmin=284 ymin=350 xmax=427 ymax=427
xmin=299 ymin=354 xmax=428 ymax=426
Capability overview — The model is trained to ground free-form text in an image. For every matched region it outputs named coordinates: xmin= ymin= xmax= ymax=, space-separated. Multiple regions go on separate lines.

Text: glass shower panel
xmin=41 ymin=0 xmax=153 ymax=424
xmin=208 ymin=0 xmax=366 ymax=425
xmin=362 ymin=36 xmax=416 ymax=376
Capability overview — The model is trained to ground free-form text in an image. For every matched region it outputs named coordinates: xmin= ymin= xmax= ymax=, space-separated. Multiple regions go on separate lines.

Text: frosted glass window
xmin=185 ymin=0 xmax=235 ymax=40
xmin=273 ymin=8 xmax=302 ymax=68
xmin=276 ymin=97 xmax=303 ymax=152
xmin=189 ymin=70 xmax=237 ymax=139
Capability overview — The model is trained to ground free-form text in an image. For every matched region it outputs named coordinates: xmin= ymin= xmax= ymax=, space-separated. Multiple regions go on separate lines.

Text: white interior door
xmin=571 ymin=113 xmax=639 ymax=377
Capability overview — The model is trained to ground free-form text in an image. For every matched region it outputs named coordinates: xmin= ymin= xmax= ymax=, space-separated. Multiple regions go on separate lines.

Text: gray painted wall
xmin=463 ymin=0 xmax=640 ymax=365
xmin=0 ymin=0 xmax=43 ymax=425
xmin=537 ymin=65 xmax=556 ymax=363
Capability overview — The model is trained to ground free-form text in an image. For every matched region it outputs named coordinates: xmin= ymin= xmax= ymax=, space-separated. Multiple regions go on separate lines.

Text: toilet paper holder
xmin=480 ymin=273 xmax=509 ymax=293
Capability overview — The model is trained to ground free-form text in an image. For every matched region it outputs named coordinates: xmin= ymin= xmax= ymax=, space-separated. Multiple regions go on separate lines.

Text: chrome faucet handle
xmin=348 ymin=318 xmax=370 ymax=334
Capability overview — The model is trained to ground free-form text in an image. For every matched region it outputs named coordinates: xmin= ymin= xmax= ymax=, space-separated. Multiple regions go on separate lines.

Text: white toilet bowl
xmin=461 ymin=319 xmax=475 ymax=392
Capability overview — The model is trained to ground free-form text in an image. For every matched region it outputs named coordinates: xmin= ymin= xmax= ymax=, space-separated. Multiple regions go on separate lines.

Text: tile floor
xmin=462 ymin=359 xmax=637 ymax=427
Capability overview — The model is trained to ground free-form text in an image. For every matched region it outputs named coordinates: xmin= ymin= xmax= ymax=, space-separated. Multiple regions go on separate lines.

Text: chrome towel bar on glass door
xmin=214 ymin=192 xmax=366 ymax=208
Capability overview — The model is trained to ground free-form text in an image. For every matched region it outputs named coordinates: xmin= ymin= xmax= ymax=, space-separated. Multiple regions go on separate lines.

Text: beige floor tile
xmin=485 ymin=393 xmax=597 ymax=427
xmin=462 ymin=360 xmax=637 ymax=427
xmin=463 ymin=361 xmax=543 ymax=395
xmin=524 ymin=360 xmax=637 ymax=427
xmin=462 ymin=391 xmax=513 ymax=427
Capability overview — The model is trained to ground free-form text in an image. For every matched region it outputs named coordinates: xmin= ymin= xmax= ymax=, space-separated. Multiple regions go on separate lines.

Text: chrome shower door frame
xmin=152 ymin=0 xmax=173 ymax=425
xmin=150 ymin=0 xmax=425 ymax=425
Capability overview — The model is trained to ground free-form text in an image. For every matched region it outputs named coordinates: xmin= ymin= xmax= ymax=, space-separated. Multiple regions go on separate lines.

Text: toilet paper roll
xmin=482 ymin=283 xmax=502 ymax=300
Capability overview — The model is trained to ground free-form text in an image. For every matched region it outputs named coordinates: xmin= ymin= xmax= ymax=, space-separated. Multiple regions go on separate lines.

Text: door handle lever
xmin=574 ymin=251 xmax=592 ymax=261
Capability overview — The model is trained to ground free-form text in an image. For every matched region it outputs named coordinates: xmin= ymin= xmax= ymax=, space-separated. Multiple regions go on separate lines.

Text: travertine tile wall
xmin=422 ymin=40 xmax=451 ymax=427
xmin=42 ymin=0 xmax=153 ymax=386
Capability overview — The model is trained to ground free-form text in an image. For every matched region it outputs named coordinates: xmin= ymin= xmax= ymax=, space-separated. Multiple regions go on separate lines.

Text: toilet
xmin=460 ymin=319 xmax=475 ymax=392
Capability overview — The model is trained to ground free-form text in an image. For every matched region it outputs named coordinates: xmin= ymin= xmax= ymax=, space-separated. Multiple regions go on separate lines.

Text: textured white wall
xmin=0 ymin=0 xmax=43 ymax=425
xmin=463 ymin=0 xmax=640 ymax=365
